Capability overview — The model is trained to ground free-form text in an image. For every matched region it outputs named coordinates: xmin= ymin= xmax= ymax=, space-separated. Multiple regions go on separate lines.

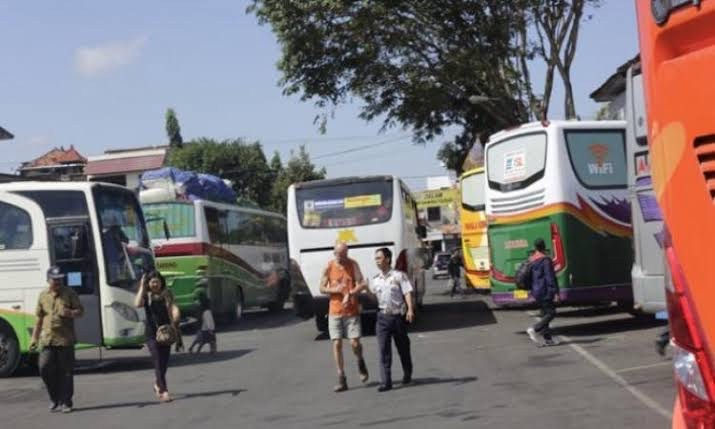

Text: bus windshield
xmin=93 ymin=186 xmax=154 ymax=288
xmin=487 ymin=132 xmax=547 ymax=192
xmin=295 ymin=180 xmax=393 ymax=228
xmin=461 ymin=172 xmax=485 ymax=211
xmin=564 ymin=129 xmax=627 ymax=189
xmin=143 ymin=202 xmax=196 ymax=239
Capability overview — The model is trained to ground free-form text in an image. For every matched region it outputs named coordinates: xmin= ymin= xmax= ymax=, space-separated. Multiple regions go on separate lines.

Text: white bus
xmin=625 ymin=65 xmax=665 ymax=314
xmin=485 ymin=120 xmax=633 ymax=306
xmin=0 ymin=182 xmax=153 ymax=377
xmin=287 ymin=176 xmax=428 ymax=333
xmin=141 ymin=199 xmax=312 ymax=321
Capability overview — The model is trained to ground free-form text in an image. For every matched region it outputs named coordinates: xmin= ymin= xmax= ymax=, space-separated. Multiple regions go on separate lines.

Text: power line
xmin=321 ymin=144 xmax=423 ymax=167
xmin=312 ymin=135 xmax=412 ymax=160
xmin=258 ymin=133 xmax=411 ymax=145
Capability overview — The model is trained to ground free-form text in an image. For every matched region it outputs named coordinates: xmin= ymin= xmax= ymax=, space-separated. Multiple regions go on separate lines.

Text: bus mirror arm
xmin=163 ymin=220 xmax=171 ymax=241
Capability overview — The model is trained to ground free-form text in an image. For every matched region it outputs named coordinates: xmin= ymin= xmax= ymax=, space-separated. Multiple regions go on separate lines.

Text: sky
xmin=0 ymin=1 xmax=639 ymax=191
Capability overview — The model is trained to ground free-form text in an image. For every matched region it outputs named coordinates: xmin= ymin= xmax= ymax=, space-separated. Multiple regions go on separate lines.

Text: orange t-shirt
xmin=327 ymin=259 xmax=360 ymax=317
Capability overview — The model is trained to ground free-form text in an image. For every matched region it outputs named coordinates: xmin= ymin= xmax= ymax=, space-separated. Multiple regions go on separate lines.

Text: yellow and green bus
xmin=459 ymin=168 xmax=490 ymax=290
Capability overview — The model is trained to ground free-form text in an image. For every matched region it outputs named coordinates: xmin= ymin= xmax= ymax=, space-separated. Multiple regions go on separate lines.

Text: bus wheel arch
xmin=0 ymin=319 xmax=21 ymax=378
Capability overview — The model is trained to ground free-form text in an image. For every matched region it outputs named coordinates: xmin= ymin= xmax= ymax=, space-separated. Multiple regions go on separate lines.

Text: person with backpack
xmin=448 ymin=249 xmax=464 ymax=298
xmin=525 ymin=238 xmax=560 ymax=346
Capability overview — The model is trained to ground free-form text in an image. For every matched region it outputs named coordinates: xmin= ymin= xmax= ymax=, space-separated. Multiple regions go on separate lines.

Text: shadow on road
xmin=83 ymin=349 xmax=256 ymax=374
xmin=552 ymin=316 xmax=665 ymax=337
xmin=216 ymin=309 xmax=307 ymax=334
xmin=73 ymin=388 xmax=245 ymax=412
xmin=411 ymin=299 xmax=497 ymax=333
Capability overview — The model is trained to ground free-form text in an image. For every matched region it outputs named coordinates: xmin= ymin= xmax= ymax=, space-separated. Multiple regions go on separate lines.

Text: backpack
xmin=514 ymin=260 xmax=533 ymax=290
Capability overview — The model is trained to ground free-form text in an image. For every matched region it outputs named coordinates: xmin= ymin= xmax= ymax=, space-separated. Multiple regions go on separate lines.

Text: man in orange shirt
xmin=319 ymin=242 xmax=369 ymax=392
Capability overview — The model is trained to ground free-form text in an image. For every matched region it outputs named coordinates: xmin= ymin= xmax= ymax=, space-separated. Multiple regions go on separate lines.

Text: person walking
xmin=365 ymin=247 xmax=415 ymax=392
xmin=448 ymin=249 xmax=464 ymax=298
xmin=134 ymin=270 xmax=183 ymax=403
xmin=29 ymin=266 xmax=84 ymax=414
xmin=319 ymin=242 xmax=369 ymax=392
xmin=189 ymin=278 xmax=217 ymax=355
xmin=526 ymin=238 xmax=560 ymax=347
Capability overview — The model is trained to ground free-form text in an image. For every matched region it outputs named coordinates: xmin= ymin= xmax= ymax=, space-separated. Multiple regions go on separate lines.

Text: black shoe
xmin=358 ymin=359 xmax=369 ymax=383
xmin=334 ymin=376 xmax=348 ymax=393
xmin=655 ymin=340 xmax=667 ymax=357
xmin=377 ymin=384 xmax=392 ymax=392
xmin=402 ymin=375 xmax=412 ymax=384
xmin=49 ymin=402 xmax=60 ymax=413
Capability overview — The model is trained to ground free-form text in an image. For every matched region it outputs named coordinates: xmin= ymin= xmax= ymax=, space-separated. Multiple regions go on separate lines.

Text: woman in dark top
xmin=134 ymin=270 xmax=183 ymax=402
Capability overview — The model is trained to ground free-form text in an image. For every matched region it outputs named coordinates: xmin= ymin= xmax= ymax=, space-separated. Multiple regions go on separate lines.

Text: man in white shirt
xmin=362 ymin=247 xmax=415 ymax=391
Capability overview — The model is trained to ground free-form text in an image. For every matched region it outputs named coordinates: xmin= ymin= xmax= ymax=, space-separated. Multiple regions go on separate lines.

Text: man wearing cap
xmin=29 ymin=266 xmax=84 ymax=413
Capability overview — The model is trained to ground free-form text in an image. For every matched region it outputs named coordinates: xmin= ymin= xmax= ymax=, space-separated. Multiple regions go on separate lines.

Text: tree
xmin=528 ymin=0 xmax=601 ymax=119
xmin=165 ymin=108 xmax=183 ymax=148
xmin=271 ymin=146 xmax=326 ymax=214
xmin=249 ymin=1 xmax=600 ymax=173
xmin=167 ymin=137 xmax=274 ymax=207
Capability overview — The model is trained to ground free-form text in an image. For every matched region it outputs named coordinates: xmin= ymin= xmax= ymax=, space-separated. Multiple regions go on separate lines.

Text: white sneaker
xmin=526 ymin=327 xmax=542 ymax=345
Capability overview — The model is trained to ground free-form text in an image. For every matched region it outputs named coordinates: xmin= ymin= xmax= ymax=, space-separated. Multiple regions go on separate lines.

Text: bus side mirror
xmin=416 ymin=225 xmax=427 ymax=239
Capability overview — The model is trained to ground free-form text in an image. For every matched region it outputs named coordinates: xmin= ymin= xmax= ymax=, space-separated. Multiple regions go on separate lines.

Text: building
xmin=17 ymin=145 xmax=87 ymax=181
xmin=85 ymin=146 xmax=168 ymax=192
xmin=415 ymin=175 xmax=461 ymax=254
xmin=0 ymin=126 xmax=20 ymax=183
xmin=590 ymin=54 xmax=640 ymax=119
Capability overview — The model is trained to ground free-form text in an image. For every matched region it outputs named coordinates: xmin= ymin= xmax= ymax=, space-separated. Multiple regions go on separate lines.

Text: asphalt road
xmin=0 ymin=278 xmax=674 ymax=428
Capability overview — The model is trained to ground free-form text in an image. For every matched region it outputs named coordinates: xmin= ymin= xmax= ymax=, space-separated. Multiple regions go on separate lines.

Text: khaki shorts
xmin=328 ymin=315 xmax=361 ymax=340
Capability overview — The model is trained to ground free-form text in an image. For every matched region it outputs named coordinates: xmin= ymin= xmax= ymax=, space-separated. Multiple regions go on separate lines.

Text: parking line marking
xmin=615 ymin=361 xmax=672 ymax=374
xmin=560 ymin=333 xmax=673 ymax=420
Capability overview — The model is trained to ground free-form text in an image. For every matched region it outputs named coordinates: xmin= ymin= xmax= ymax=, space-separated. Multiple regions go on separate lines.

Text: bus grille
xmin=694 ymin=135 xmax=715 ymax=202
xmin=489 ymin=188 xmax=546 ymax=214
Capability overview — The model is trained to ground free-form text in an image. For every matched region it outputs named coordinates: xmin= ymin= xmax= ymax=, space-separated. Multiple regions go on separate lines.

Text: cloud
xmin=74 ymin=36 xmax=147 ymax=78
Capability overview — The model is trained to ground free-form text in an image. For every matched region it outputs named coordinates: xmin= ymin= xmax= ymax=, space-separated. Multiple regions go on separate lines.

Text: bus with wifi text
xmin=625 ymin=63 xmax=665 ymax=315
xmin=459 ymin=167 xmax=490 ymax=290
xmin=636 ymin=1 xmax=715 ymax=426
xmin=0 ymin=182 xmax=153 ymax=377
xmin=484 ymin=120 xmax=633 ymax=306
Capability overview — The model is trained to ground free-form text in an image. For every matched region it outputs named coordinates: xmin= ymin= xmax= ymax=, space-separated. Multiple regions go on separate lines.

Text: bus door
xmin=46 ymin=216 xmax=102 ymax=346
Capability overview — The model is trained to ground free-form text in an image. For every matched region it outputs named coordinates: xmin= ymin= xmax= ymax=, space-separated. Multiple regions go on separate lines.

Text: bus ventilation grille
xmin=694 ymin=135 xmax=715 ymax=202
xmin=489 ymin=188 xmax=546 ymax=214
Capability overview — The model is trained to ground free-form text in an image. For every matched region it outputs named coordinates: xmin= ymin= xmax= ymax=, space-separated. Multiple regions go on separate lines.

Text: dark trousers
xmin=376 ymin=313 xmax=413 ymax=386
xmin=532 ymin=300 xmax=556 ymax=340
xmin=189 ymin=330 xmax=217 ymax=353
xmin=146 ymin=339 xmax=171 ymax=393
xmin=39 ymin=346 xmax=75 ymax=406
xmin=656 ymin=328 xmax=670 ymax=348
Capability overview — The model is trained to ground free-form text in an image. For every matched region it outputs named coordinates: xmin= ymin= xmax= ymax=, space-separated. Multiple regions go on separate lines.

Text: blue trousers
xmin=376 ymin=313 xmax=413 ymax=386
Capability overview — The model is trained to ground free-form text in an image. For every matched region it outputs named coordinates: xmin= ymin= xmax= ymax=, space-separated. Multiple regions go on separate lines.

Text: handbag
xmin=148 ymin=294 xmax=178 ymax=346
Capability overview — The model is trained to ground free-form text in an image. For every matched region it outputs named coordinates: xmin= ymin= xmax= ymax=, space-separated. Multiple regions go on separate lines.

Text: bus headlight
xmin=111 ymin=301 xmax=140 ymax=322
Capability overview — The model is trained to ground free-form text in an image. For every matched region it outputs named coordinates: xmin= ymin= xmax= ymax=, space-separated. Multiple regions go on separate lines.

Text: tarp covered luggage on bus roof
xmin=140 ymin=167 xmax=237 ymax=204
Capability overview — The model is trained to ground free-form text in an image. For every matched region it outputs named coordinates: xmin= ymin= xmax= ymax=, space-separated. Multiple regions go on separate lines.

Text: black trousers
xmin=376 ymin=313 xmax=413 ymax=386
xmin=532 ymin=300 xmax=556 ymax=340
xmin=39 ymin=346 xmax=75 ymax=406
xmin=146 ymin=339 xmax=171 ymax=393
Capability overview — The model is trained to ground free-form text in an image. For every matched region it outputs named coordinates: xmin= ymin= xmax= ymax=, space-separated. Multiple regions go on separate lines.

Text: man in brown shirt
xmin=30 ymin=266 xmax=84 ymax=414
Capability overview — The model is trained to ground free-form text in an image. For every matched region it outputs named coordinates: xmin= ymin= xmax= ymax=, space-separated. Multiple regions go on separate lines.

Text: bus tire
xmin=315 ymin=311 xmax=328 ymax=333
xmin=0 ymin=322 xmax=21 ymax=378
xmin=230 ymin=288 xmax=244 ymax=324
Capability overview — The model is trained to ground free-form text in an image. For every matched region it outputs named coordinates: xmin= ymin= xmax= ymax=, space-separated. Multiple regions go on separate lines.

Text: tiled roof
xmin=85 ymin=154 xmax=166 ymax=176
xmin=23 ymin=145 xmax=87 ymax=168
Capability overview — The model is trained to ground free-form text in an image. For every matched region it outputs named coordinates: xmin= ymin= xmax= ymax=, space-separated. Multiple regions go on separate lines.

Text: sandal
xmin=333 ymin=375 xmax=347 ymax=392
xmin=153 ymin=384 xmax=161 ymax=398
xmin=159 ymin=392 xmax=173 ymax=403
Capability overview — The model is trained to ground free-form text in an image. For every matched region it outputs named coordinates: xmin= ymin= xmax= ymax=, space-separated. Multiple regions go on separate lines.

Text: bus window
xmin=143 ymin=203 xmax=196 ymax=239
xmin=94 ymin=186 xmax=153 ymax=287
xmin=205 ymin=207 xmax=225 ymax=244
xmin=461 ymin=172 xmax=485 ymax=211
xmin=295 ymin=180 xmax=393 ymax=228
xmin=0 ymin=201 xmax=32 ymax=250
xmin=487 ymin=132 xmax=547 ymax=192
xmin=565 ymin=130 xmax=627 ymax=189
xmin=15 ymin=190 xmax=88 ymax=218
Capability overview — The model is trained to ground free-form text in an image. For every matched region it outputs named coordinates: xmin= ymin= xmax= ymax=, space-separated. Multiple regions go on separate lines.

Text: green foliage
xmin=165 ymin=108 xmax=183 ymax=148
xmin=167 ymin=137 xmax=273 ymax=207
xmin=249 ymin=0 xmax=600 ymax=174
xmin=270 ymin=146 xmax=326 ymax=214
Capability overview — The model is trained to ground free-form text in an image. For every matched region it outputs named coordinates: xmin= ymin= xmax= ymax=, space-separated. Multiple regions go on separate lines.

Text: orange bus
xmin=636 ymin=1 xmax=715 ymax=426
